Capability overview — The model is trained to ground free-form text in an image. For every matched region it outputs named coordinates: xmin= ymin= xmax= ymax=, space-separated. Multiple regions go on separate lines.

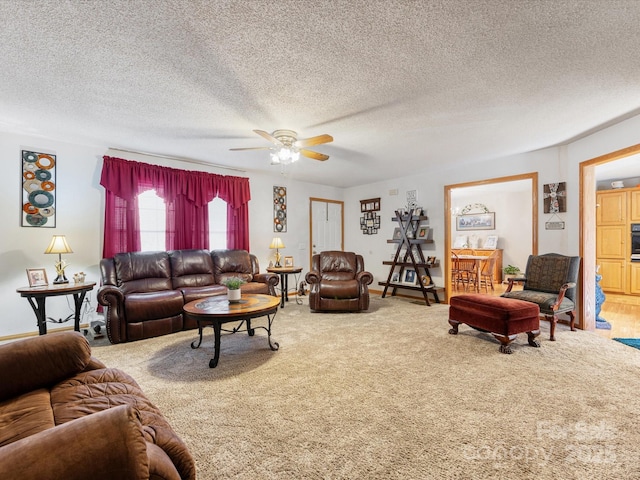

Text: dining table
xmin=452 ymin=255 xmax=487 ymax=292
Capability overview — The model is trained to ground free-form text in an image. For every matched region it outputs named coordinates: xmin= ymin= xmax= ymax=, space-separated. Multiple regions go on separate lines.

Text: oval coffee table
xmin=184 ymin=293 xmax=280 ymax=368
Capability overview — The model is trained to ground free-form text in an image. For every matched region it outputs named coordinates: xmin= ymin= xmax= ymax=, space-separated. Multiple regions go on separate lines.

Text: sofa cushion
xmin=169 ymin=249 xmax=216 ymax=289
xmin=0 ymin=389 xmax=54 ymax=447
xmin=319 ymin=279 xmax=359 ymax=299
xmin=124 ymin=290 xmax=184 ymax=322
xmin=0 ymin=332 xmax=91 ymax=402
xmin=320 ymin=251 xmax=357 ymax=281
xmin=50 ymin=368 xmax=194 ymax=479
xmin=212 ymin=249 xmax=253 ymax=279
xmin=114 ymin=251 xmax=173 ymax=294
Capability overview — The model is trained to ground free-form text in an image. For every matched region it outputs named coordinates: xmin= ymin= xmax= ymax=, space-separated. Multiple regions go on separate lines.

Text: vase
xmin=227 ymin=288 xmax=241 ymax=303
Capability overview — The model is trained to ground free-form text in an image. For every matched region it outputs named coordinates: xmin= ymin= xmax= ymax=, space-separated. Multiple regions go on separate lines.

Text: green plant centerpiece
xmin=221 ymin=277 xmax=245 ymax=302
xmin=503 ymin=265 xmax=521 ymax=285
xmin=503 ymin=265 xmax=520 ymax=275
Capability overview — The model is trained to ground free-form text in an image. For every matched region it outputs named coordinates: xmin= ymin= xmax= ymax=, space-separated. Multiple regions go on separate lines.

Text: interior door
xmin=309 ymin=198 xmax=344 ymax=268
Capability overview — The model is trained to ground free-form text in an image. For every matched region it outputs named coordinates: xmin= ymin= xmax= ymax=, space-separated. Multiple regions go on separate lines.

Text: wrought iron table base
xmin=190 ymin=314 xmax=279 ymax=368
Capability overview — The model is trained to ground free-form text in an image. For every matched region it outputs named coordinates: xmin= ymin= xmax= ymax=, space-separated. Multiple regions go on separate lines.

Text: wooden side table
xmin=16 ymin=282 xmax=96 ymax=335
xmin=267 ymin=266 xmax=303 ymax=308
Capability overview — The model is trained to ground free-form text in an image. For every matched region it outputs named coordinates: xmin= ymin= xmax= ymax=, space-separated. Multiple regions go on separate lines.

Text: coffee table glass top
xmin=184 ymin=293 xmax=280 ymax=317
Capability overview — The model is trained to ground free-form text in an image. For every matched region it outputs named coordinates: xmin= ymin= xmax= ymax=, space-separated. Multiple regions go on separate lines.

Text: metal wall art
xmin=273 ymin=186 xmax=287 ymax=232
xmin=22 ymin=150 xmax=56 ymax=227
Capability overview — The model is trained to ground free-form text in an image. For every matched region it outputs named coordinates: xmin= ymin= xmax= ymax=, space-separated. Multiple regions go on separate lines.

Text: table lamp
xmin=44 ymin=235 xmax=73 ymax=284
xmin=269 ymin=237 xmax=285 ymax=267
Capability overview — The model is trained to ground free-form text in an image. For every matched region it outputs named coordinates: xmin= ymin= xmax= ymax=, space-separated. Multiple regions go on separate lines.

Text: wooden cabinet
xmin=451 ymin=248 xmax=503 ymax=284
xmin=630 ymin=263 xmax=640 ymax=295
xmin=599 ymin=259 xmax=626 ymax=293
xmin=596 ymin=225 xmax=626 ymax=258
xmin=597 ymin=190 xmax=626 ymax=225
xmin=596 ymin=187 xmax=639 ymax=294
xmin=631 ymin=191 xmax=640 ymax=222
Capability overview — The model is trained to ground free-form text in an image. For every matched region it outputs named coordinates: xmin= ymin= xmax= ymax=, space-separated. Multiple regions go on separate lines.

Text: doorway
xmin=444 ymin=172 xmax=539 ymax=302
xmin=579 ymin=142 xmax=640 ymax=332
xmin=309 ymin=198 xmax=344 ymax=268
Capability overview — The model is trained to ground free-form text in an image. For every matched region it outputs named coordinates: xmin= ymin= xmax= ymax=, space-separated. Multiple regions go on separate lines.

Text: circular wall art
xmin=273 ymin=185 xmax=287 ymax=232
xmin=22 ymin=150 xmax=56 ymax=227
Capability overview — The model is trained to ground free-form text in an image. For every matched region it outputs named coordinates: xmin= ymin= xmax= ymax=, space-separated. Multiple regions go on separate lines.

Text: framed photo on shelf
xmin=484 ymin=235 xmax=498 ymax=249
xmin=26 ymin=268 xmax=48 ymax=287
xmin=402 ymin=268 xmax=417 ymax=285
xmin=391 ymin=272 xmax=400 ymax=283
xmin=393 ymin=227 xmax=402 ymax=240
xmin=283 ymin=256 xmax=294 ymax=268
xmin=456 ymin=212 xmax=495 ymax=231
xmin=417 ymin=226 xmax=429 ymax=238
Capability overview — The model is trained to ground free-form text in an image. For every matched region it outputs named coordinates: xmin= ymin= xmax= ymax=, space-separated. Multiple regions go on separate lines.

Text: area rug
xmin=90 ymin=296 xmax=640 ymax=480
xmin=613 ymin=338 xmax=640 ymax=350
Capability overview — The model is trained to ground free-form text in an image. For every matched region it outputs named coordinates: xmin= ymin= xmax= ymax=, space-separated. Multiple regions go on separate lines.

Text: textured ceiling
xmin=2 ymin=0 xmax=640 ymax=187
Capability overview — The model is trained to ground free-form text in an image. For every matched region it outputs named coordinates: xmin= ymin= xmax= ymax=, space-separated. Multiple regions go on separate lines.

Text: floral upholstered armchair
xmin=502 ymin=253 xmax=581 ymax=341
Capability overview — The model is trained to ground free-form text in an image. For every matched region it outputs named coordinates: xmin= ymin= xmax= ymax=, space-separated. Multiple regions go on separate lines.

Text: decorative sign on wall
xmin=273 ymin=186 xmax=287 ymax=232
xmin=22 ymin=150 xmax=56 ymax=227
xmin=543 ymin=182 xmax=567 ymax=213
xmin=360 ymin=197 xmax=381 ymax=235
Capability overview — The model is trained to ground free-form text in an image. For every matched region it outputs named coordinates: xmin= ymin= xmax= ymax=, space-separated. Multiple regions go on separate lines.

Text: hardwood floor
xmin=449 ymin=282 xmax=640 ymax=340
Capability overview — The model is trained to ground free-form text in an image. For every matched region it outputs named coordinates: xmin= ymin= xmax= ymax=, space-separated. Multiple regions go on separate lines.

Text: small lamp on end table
xmin=269 ymin=237 xmax=285 ymax=267
xmin=44 ymin=235 xmax=73 ymax=284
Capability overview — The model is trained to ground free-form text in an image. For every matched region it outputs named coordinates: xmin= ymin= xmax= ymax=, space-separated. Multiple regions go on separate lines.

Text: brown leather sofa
xmin=305 ymin=251 xmax=373 ymax=312
xmin=0 ymin=332 xmax=195 ymax=480
xmin=98 ymin=248 xmax=278 ymax=344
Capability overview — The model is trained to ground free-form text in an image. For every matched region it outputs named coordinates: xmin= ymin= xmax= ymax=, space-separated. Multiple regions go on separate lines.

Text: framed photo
xmin=284 ymin=256 xmax=294 ymax=268
xmin=393 ymin=227 xmax=402 ymax=240
xmin=391 ymin=272 xmax=400 ymax=283
xmin=403 ymin=268 xmax=417 ymax=285
xmin=417 ymin=226 xmax=430 ymax=238
xmin=484 ymin=235 xmax=498 ymax=249
xmin=456 ymin=212 xmax=495 ymax=231
xmin=26 ymin=268 xmax=48 ymax=287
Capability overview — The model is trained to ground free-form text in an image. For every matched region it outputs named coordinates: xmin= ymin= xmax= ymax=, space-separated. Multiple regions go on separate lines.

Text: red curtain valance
xmin=100 ymin=156 xmax=251 ymax=257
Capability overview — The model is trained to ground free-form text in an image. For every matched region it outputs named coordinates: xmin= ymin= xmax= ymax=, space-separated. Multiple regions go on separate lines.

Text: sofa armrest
xmin=253 ymin=273 xmax=279 ymax=295
xmin=0 ymin=405 xmax=155 ymax=480
xmin=0 ymin=332 xmax=91 ymax=402
xmin=97 ymin=285 xmax=126 ymax=343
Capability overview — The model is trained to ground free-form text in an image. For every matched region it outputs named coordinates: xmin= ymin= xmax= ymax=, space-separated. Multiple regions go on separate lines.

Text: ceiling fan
xmin=230 ymin=129 xmax=333 ymax=163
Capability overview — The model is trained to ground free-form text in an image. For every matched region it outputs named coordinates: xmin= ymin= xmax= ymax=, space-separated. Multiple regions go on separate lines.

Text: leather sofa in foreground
xmin=98 ymin=248 xmax=278 ymax=344
xmin=0 ymin=332 xmax=195 ymax=480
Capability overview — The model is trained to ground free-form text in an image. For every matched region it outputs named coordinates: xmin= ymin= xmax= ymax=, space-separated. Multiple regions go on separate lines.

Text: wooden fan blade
xmin=229 ymin=146 xmax=271 ymax=151
xmin=300 ymin=149 xmax=329 ymax=161
xmin=253 ymin=129 xmax=283 ymax=145
xmin=295 ymin=134 xmax=333 ymax=148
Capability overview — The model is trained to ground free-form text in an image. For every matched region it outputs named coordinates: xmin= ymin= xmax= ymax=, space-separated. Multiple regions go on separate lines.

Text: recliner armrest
xmin=0 ymin=405 xmax=155 ymax=480
xmin=305 ymin=271 xmax=321 ymax=284
xmin=356 ymin=271 xmax=374 ymax=286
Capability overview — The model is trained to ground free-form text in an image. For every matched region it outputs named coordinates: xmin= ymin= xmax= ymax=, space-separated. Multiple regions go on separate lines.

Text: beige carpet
xmin=91 ymin=296 xmax=640 ymax=479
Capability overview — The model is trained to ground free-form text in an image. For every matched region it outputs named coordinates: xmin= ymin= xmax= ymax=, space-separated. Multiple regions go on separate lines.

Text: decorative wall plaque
xmin=273 ymin=186 xmax=287 ymax=232
xmin=22 ymin=150 xmax=56 ymax=227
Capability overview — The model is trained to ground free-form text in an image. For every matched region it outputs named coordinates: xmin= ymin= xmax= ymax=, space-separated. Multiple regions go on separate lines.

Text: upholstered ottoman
xmin=448 ymin=294 xmax=541 ymax=354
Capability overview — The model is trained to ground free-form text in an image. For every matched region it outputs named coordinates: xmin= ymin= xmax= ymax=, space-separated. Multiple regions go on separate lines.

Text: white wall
xmin=3 ymin=112 xmax=640 ymax=337
xmin=0 ymin=133 xmax=342 ymax=338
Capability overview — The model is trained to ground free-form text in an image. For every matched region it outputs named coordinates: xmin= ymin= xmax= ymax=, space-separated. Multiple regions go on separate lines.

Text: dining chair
xmin=477 ymin=251 xmax=497 ymax=292
xmin=455 ymin=249 xmax=478 ymax=291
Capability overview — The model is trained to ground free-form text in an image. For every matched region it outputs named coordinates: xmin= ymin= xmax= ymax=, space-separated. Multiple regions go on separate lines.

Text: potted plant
xmin=221 ymin=277 xmax=245 ymax=302
xmin=503 ymin=265 xmax=521 ymax=284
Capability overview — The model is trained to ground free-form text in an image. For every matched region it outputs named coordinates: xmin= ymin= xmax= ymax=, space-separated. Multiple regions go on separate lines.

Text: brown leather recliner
xmin=305 ymin=251 xmax=373 ymax=312
xmin=0 ymin=332 xmax=195 ymax=480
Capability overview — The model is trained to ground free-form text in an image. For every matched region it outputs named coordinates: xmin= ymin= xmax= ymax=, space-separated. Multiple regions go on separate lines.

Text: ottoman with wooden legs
xmin=448 ymin=294 xmax=541 ymax=354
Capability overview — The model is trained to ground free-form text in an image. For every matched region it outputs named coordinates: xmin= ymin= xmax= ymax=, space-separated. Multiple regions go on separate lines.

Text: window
xmin=208 ymin=197 xmax=227 ymax=250
xmin=138 ymin=190 xmax=227 ymax=251
xmin=139 ymin=190 xmax=166 ymax=251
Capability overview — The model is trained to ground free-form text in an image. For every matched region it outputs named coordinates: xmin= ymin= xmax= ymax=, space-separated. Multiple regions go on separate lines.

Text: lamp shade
xmin=269 ymin=237 xmax=285 ymax=249
xmin=44 ymin=235 xmax=73 ymax=254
